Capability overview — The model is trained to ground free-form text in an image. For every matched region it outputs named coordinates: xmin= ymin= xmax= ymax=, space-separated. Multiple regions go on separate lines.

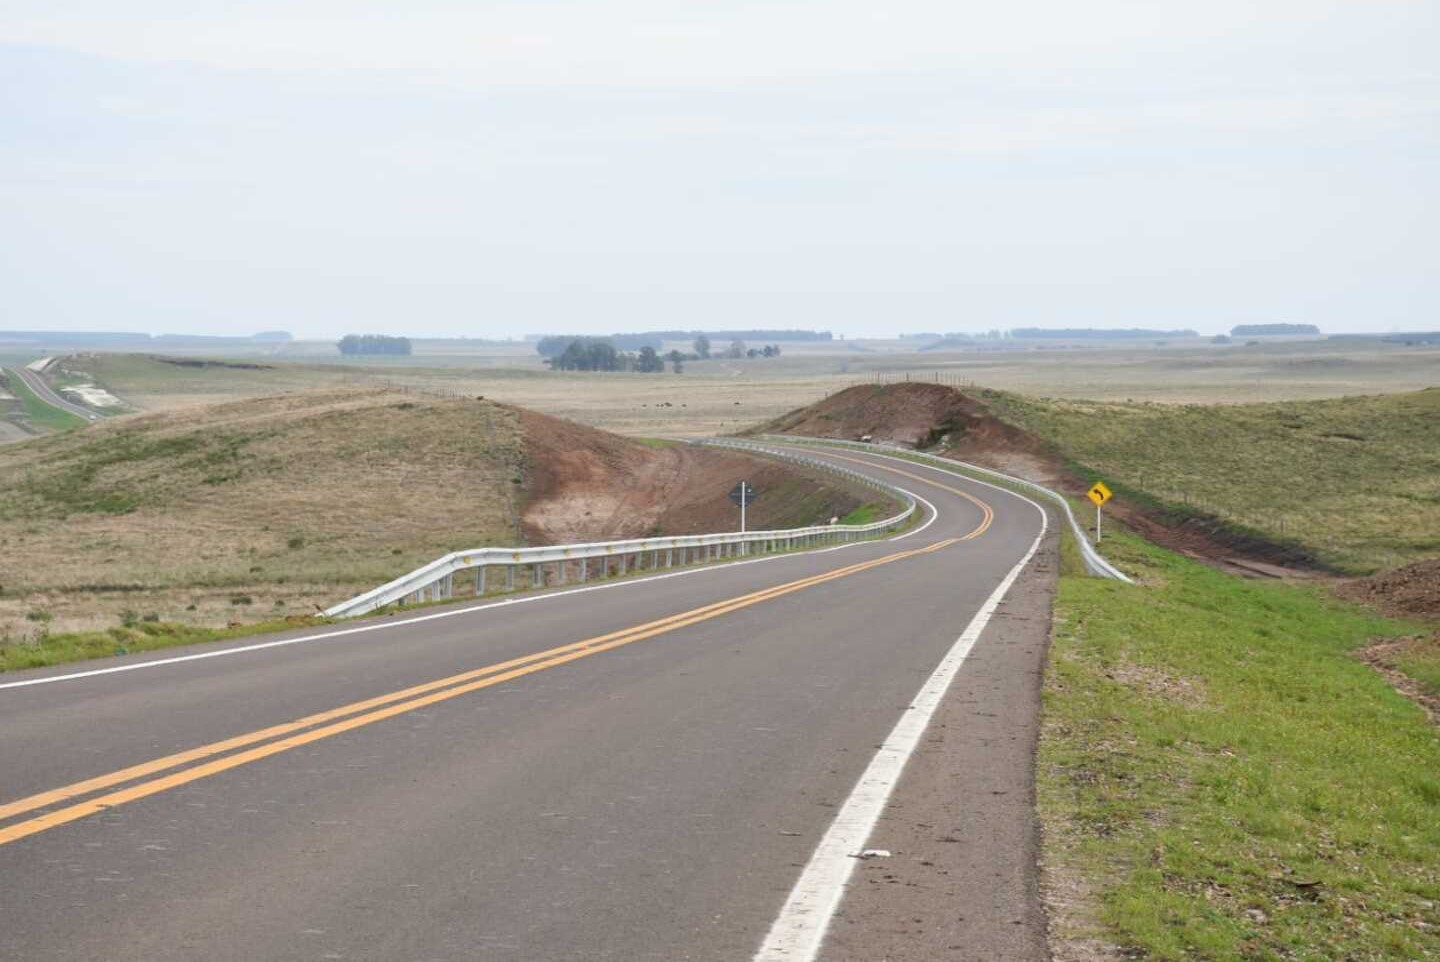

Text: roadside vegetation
xmin=0 ymin=387 xmax=889 ymax=669
xmin=0 ymin=616 xmax=329 ymax=673
xmin=981 ymin=387 xmax=1440 ymax=573
xmin=0 ymin=390 xmax=529 ymax=648
xmin=3 ymin=368 xmax=87 ymax=432
xmin=1040 ymin=531 xmax=1439 ymax=960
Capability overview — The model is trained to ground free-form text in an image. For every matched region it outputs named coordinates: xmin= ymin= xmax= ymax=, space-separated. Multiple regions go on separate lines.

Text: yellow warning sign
xmin=1086 ymin=481 xmax=1113 ymax=507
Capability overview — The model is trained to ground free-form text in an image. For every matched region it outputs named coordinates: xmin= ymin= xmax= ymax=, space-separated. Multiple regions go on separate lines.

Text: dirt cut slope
xmin=1337 ymin=559 xmax=1440 ymax=621
xmin=754 ymin=382 xmax=1057 ymax=482
xmin=519 ymin=407 xmax=882 ymax=545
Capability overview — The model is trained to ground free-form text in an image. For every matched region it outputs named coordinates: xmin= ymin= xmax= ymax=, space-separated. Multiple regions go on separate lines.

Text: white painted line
xmin=0 ymin=488 xmax=938 ymax=692
xmin=751 ymin=486 xmax=1048 ymax=962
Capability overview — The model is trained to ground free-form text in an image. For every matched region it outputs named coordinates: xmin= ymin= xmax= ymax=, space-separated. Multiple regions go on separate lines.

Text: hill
xmin=757 ymin=383 xmax=1440 ymax=575
xmin=0 ymin=389 xmax=879 ymax=644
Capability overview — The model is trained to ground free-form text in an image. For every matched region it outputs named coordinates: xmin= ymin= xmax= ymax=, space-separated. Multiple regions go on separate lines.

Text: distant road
xmin=7 ymin=364 xmax=99 ymax=421
xmin=0 ymin=445 xmax=1053 ymax=961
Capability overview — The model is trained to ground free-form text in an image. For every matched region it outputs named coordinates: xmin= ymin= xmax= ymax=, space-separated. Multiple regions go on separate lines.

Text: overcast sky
xmin=3 ymin=1 xmax=1437 ymax=338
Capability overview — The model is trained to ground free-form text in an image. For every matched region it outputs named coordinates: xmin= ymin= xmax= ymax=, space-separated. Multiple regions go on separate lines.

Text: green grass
xmin=838 ymin=503 xmax=882 ymax=525
xmin=1039 ymin=530 xmax=1440 ymax=960
xmin=980 ymin=387 xmax=1440 ymax=573
xmin=0 ymin=617 xmax=331 ymax=673
xmin=1395 ymin=644 xmax=1440 ymax=699
xmin=4 ymin=369 xmax=86 ymax=432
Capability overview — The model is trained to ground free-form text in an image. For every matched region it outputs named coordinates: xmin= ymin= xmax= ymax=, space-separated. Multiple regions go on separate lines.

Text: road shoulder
xmin=822 ymin=531 xmax=1059 ymax=960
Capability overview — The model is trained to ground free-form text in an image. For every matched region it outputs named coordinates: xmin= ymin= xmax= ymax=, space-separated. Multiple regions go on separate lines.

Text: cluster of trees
xmin=337 ymin=334 xmax=412 ymax=356
xmin=544 ymin=338 xmax=682 ymax=373
xmin=535 ymin=333 xmax=662 ymax=357
xmin=537 ymin=330 xmax=829 ymax=360
xmin=690 ymin=334 xmax=781 ymax=359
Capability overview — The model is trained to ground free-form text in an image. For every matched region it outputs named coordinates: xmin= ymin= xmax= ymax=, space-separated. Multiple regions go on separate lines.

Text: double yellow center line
xmin=1 ymin=526 xmax=976 ymax=847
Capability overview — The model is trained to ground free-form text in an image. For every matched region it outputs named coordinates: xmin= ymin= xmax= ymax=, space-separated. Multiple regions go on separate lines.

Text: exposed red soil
xmin=517 ymin=407 xmax=876 ymax=545
xmin=759 ymin=383 xmax=1322 ymax=577
xmin=1336 ymin=559 xmax=1440 ymax=620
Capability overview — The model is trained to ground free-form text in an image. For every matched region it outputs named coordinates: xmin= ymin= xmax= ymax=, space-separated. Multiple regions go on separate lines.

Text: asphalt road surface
xmin=0 ymin=446 xmax=1055 ymax=961
xmin=8 ymin=364 xmax=100 ymax=421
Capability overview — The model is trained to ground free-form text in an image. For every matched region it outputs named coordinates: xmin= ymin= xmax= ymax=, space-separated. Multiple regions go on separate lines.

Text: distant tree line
xmin=634 ymin=329 xmax=831 ymax=342
xmin=1009 ymin=328 xmax=1198 ymax=340
xmin=1230 ymin=323 xmax=1320 ymax=336
xmin=534 ymin=333 xmax=662 ymax=357
xmin=535 ymin=330 xmax=830 ymax=358
xmin=692 ymin=334 xmax=781 ymax=359
xmin=338 ymin=334 xmax=412 ymax=356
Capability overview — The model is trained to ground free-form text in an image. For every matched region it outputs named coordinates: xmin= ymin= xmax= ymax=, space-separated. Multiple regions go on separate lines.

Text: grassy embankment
xmin=0 ymin=391 xmax=528 ymax=655
xmin=981 ymin=388 xmax=1440 ymax=573
xmin=1040 ymin=529 xmax=1439 ymax=960
xmin=0 ymin=388 xmax=897 ymax=672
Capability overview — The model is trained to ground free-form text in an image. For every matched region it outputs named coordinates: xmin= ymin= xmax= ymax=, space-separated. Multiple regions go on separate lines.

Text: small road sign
xmin=1086 ymin=481 xmax=1113 ymax=507
xmin=730 ymin=481 xmax=757 ymax=534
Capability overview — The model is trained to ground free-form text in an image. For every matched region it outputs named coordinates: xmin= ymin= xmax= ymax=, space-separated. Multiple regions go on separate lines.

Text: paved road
xmin=7 ymin=364 xmax=100 ymax=421
xmin=0 ymin=446 xmax=1052 ymax=961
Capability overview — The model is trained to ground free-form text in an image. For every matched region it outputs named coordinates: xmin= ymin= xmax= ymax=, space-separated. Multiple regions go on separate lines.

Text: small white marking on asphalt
xmin=0 ymin=487 xmax=933 ymax=693
xmin=751 ymin=475 xmax=1049 ymax=962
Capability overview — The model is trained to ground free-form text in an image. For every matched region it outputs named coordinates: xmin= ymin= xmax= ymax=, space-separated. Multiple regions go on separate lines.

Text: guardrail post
xmin=476 ymin=566 xmax=486 ymax=595
xmin=580 ymin=558 xmax=588 ymax=582
xmin=556 ymin=561 xmax=566 ymax=585
xmin=507 ymin=565 xmax=516 ymax=591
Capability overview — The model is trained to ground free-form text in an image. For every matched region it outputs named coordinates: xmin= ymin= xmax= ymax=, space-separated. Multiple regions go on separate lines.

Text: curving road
xmin=7 ymin=364 xmax=100 ymax=422
xmin=0 ymin=445 xmax=1055 ymax=961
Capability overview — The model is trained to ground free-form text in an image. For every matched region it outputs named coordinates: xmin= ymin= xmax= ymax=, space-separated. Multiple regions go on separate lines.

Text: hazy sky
xmin=3 ymin=1 xmax=1437 ymax=338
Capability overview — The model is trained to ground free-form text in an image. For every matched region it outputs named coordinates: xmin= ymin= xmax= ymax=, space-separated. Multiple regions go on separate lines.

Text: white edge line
xmin=751 ymin=474 xmax=1049 ymax=962
xmin=0 ymin=486 xmax=938 ymax=692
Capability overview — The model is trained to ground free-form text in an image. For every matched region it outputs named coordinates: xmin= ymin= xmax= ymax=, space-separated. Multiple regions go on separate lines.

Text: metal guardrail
xmin=754 ymin=435 xmax=1133 ymax=583
xmin=324 ymin=444 xmax=918 ymax=618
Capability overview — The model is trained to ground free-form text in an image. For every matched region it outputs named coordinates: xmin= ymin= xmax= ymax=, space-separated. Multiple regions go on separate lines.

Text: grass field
xmin=1394 ymin=641 xmax=1440 ymax=701
xmin=0 ymin=384 xmax=888 ymax=663
xmin=1040 ymin=530 xmax=1439 ymax=961
xmin=0 ymin=390 xmax=527 ymax=642
xmin=981 ymin=388 xmax=1440 ymax=573
xmin=52 ymin=340 xmax=1440 ymax=440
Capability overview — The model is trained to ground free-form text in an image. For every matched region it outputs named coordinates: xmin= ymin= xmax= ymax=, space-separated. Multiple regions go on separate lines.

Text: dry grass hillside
xmin=0 ymin=389 xmax=881 ymax=642
xmin=0 ymin=390 xmax=526 ymax=637
xmin=759 ymin=382 xmax=1440 ymax=576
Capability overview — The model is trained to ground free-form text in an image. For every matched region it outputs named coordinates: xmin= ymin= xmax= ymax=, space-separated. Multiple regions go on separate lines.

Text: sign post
xmin=1086 ymin=481 xmax=1113 ymax=543
xmin=729 ymin=481 xmax=757 ymax=534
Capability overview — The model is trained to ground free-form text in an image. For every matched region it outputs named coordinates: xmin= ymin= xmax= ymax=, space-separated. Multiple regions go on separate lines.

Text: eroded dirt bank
xmin=518 ymin=407 xmax=883 ymax=544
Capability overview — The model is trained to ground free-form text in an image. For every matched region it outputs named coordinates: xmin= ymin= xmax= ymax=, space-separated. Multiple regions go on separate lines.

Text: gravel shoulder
xmin=822 ymin=530 xmax=1059 ymax=960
